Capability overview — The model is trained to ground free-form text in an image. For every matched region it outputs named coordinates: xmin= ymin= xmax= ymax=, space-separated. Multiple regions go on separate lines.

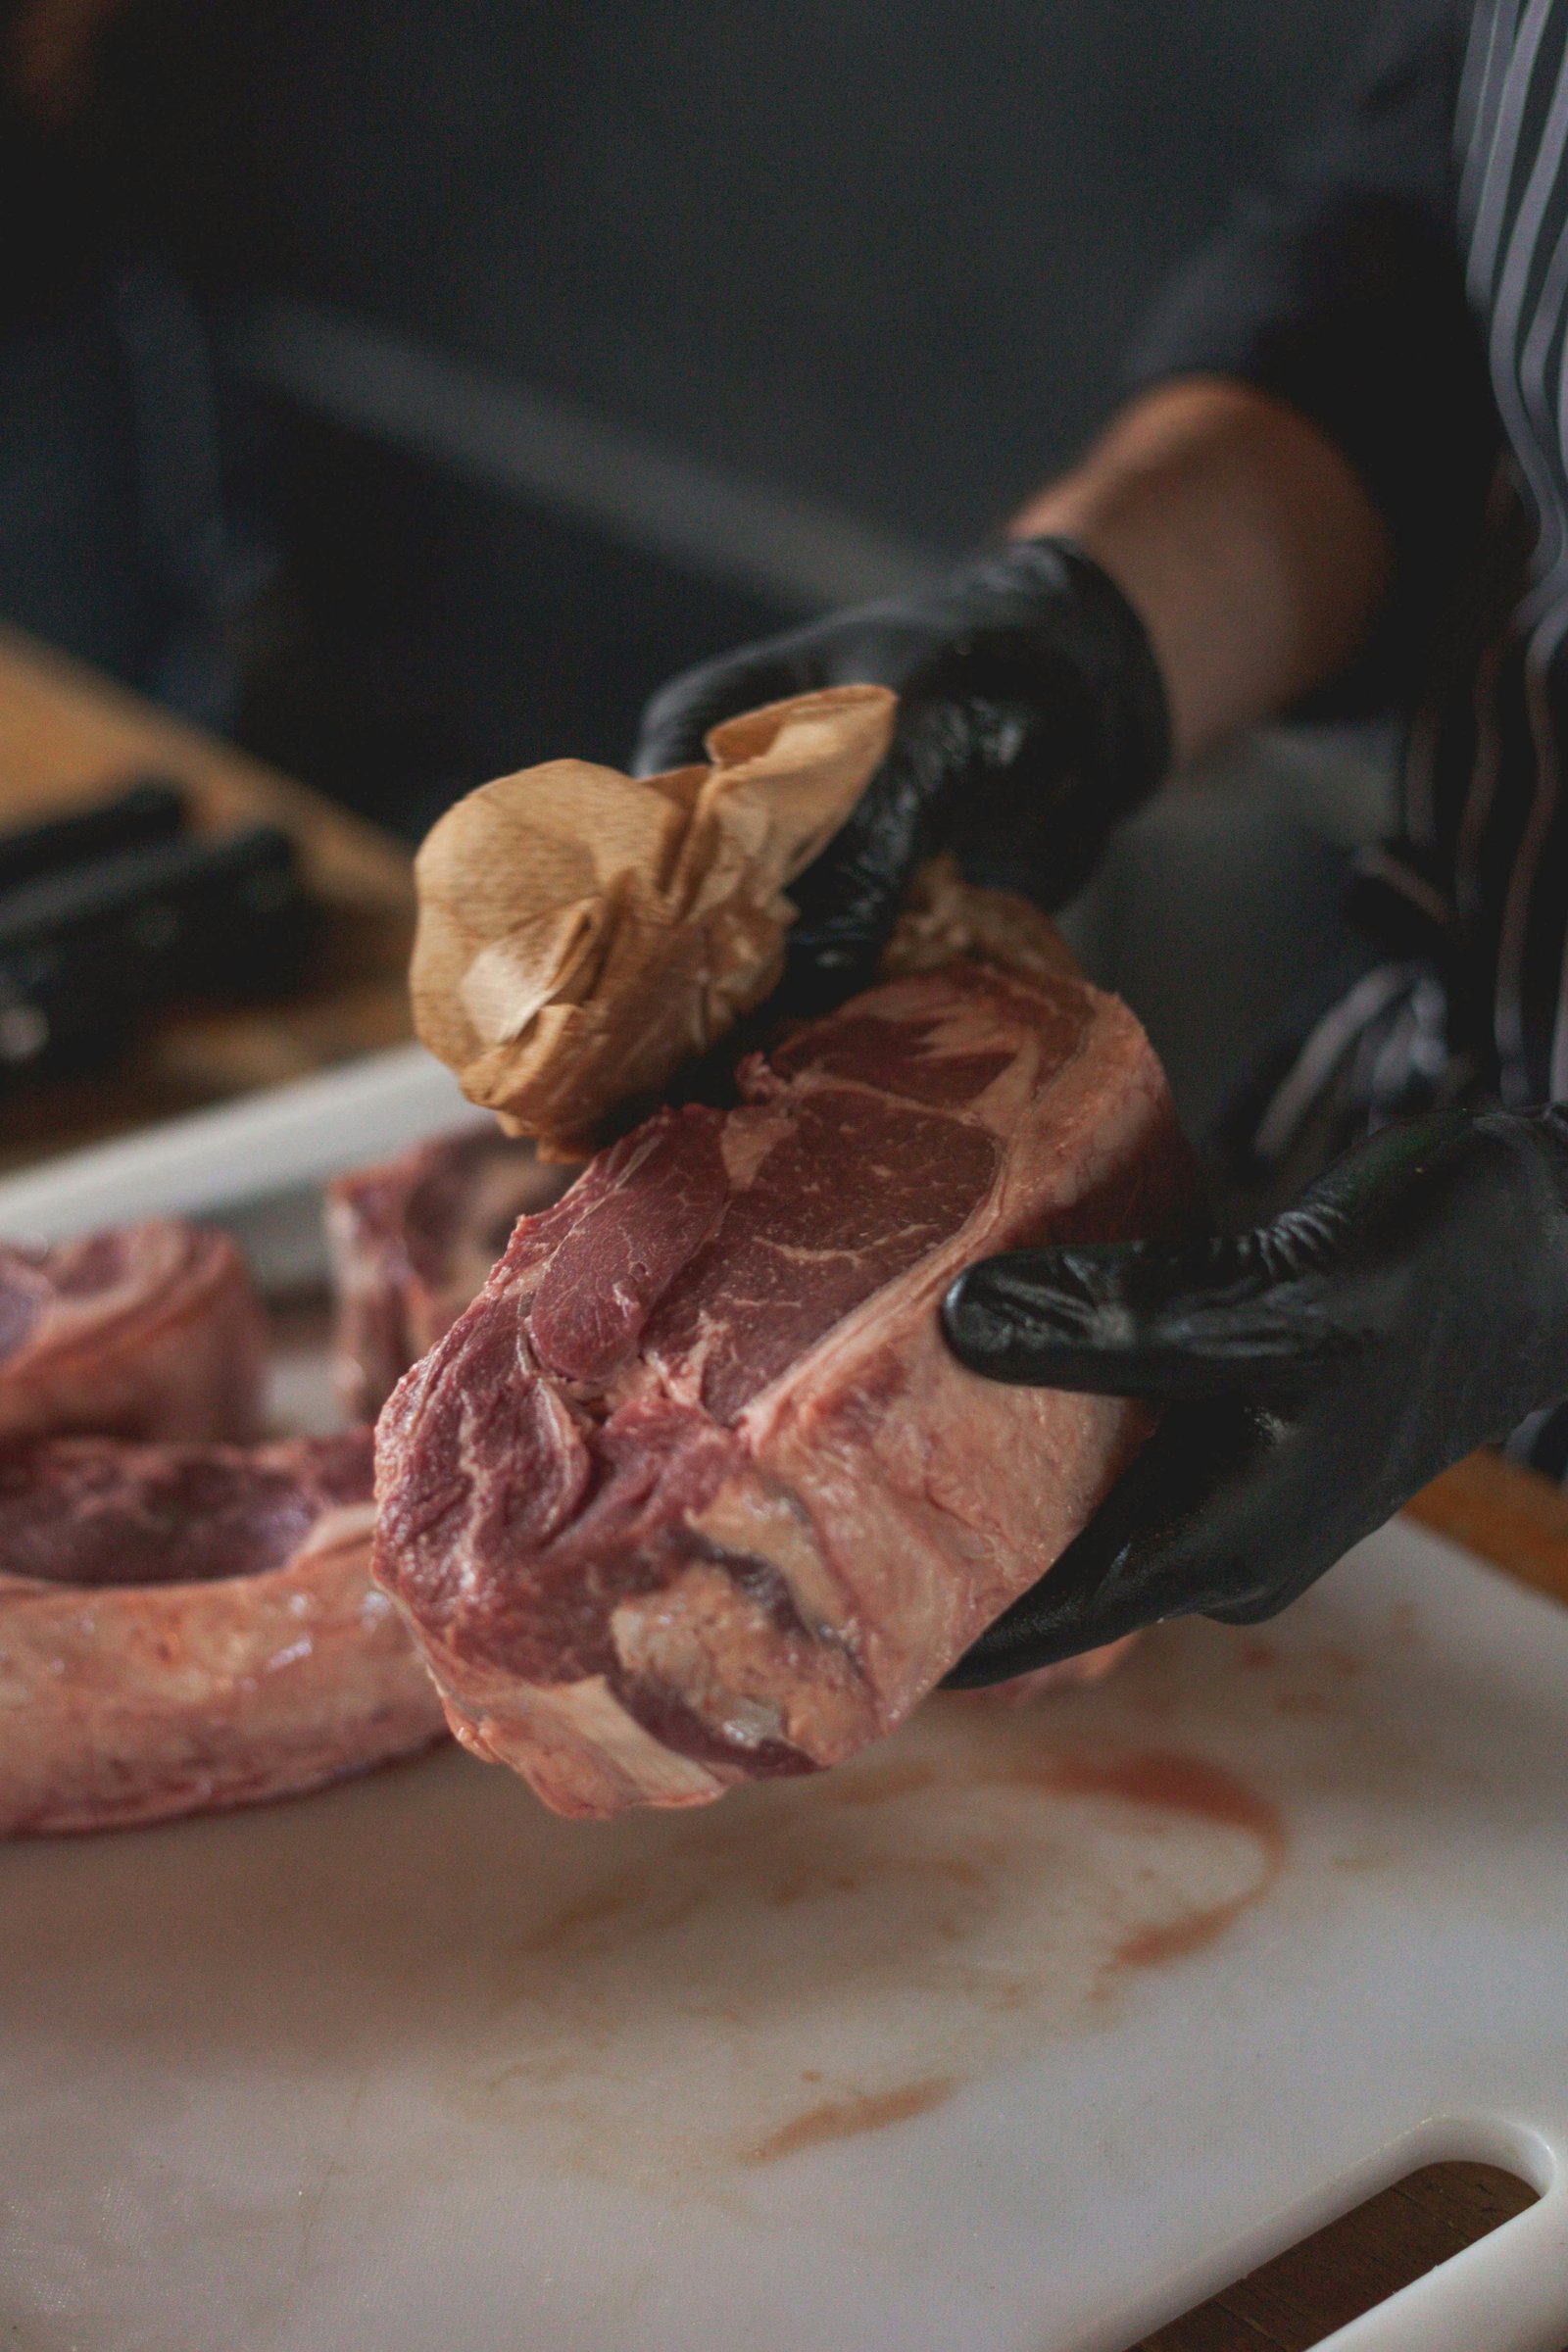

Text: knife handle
xmin=0 ymin=779 xmax=186 ymax=896
xmin=0 ymin=825 xmax=315 ymax=1082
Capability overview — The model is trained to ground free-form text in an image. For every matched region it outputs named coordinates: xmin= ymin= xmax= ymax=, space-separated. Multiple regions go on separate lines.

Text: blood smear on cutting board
xmin=1042 ymin=1748 xmax=1287 ymax=1974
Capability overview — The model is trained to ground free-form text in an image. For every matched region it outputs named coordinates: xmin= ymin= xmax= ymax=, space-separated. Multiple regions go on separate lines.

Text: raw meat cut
xmin=0 ymin=1428 xmax=446 ymax=1835
xmin=374 ymin=960 xmax=1203 ymax=1819
xmin=0 ymin=1221 xmax=267 ymax=1445
xmin=326 ymin=1127 xmax=571 ymax=1419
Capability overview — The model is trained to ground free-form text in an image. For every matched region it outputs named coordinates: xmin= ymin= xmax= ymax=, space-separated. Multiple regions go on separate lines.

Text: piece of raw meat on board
xmin=326 ymin=1129 xmax=570 ymax=1420
xmin=0 ymin=1222 xmax=267 ymax=1445
xmin=0 ymin=1428 xmax=446 ymax=1835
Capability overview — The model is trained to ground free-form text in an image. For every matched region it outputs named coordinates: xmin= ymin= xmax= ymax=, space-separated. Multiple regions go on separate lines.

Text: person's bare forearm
xmin=7 ymin=0 xmax=135 ymax=123
xmin=1010 ymin=376 xmax=1394 ymax=766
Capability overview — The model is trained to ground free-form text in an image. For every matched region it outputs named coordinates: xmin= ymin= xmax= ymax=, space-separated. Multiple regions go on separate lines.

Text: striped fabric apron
xmin=1228 ymin=0 xmax=1568 ymax=1476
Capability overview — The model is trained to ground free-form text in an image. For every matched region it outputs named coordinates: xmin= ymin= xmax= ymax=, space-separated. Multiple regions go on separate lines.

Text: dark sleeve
xmin=1127 ymin=0 xmax=1499 ymax=704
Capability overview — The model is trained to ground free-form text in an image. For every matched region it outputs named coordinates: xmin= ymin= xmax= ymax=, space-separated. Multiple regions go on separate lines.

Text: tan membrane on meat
xmin=411 ymin=685 xmax=896 ymax=1157
xmin=682 ymin=1482 xmax=851 ymax=1638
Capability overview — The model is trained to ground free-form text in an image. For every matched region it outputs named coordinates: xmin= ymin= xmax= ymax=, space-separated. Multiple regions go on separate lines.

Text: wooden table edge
xmin=1404 ymin=1448 xmax=1568 ymax=1608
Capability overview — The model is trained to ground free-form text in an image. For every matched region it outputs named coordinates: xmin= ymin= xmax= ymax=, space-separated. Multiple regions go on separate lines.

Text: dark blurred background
xmin=1 ymin=0 xmax=1375 ymax=842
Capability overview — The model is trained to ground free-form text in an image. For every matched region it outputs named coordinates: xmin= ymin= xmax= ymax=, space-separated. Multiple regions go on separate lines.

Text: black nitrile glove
xmin=633 ymin=538 xmax=1169 ymax=1015
xmin=940 ymin=1106 xmax=1568 ymax=1685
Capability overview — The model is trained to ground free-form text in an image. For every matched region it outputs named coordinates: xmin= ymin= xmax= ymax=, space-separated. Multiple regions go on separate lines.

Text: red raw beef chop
xmin=374 ymin=960 xmax=1202 ymax=1818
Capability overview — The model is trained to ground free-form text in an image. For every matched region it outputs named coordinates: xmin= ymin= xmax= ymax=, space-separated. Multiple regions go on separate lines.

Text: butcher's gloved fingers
xmin=631 ymin=538 xmax=1171 ymax=1014
xmin=940 ymin=1224 xmax=1348 ymax=1402
xmin=941 ymin=1399 xmax=1284 ymax=1686
xmin=942 ymin=1106 xmax=1568 ymax=1680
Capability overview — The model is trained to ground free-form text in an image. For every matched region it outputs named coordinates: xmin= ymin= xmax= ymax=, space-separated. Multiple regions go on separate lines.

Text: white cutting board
xmin=3 ymin=1064 xmax=1568 ymax=2350
xmin=5 ymin=1519 xmax=1568 ymax=2352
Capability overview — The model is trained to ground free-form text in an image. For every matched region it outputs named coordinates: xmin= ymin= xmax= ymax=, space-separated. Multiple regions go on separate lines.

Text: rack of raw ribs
xmin=0 ymin=947 xmax=1202 ymax=1836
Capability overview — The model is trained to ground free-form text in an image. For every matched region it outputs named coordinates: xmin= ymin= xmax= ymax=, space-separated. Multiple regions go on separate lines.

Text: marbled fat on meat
xmin=374 ymin=962 xmax=1203 ymax=1818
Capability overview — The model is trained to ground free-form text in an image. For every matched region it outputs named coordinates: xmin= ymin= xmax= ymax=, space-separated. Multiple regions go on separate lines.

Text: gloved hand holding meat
xmin=387 ymin=0 xmax=1568 ymax=1803
xmin=384 ymin=331 xmax=1568 ymax=1815
xmin=943 ymin=1107 xmax=1568 ymax=1683
xmin=96 ymin=4 xmax=1568 ymax=1833
xmin=610 ymin=262 xmax=1568 ymax=1721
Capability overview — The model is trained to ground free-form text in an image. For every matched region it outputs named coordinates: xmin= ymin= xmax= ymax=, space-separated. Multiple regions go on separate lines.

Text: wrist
xmin=953 ymin=535 xmax=1171 ymax=831
xmin=891 ymin=533 xmax=1171 ymax=910
xmin=1010 ymin=381 xmax=1394 ymax=763
xmin=1012 ymin=536 xmax=1172 ymax=816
